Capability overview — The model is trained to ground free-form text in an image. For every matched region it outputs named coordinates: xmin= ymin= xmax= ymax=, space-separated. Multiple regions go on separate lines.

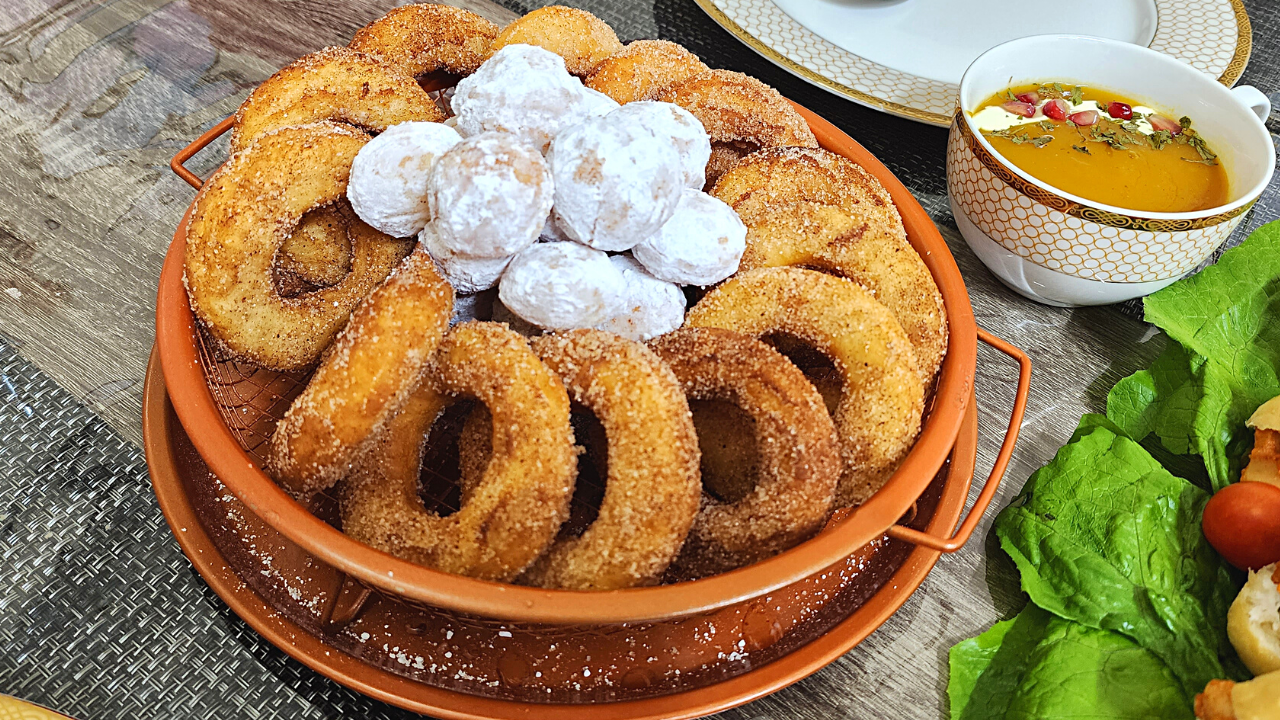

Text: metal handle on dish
xmin=170 ymin=116 xmax=234 ymax=189
xmin=886 ymin=327 xmax=1031 ymax=553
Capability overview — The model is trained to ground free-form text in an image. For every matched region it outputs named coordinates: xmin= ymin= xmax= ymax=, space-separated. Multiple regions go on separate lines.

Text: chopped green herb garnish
xmin=1072 ymin=144 xmax=1091 ymax=154
xmin=987 ymin=127 xmax=1054 ymax=149
xmin=1005 ymin=89 xmax=1018 ymax=101
xmin=1149 ymin=130 xmax=1173 ymax=150
xmin=1179 ymin=115 xmax=1193 ymax=130
xmin=1120 ymin=121 xmax=1142 ymax=134
xmin=1187 ymin=133 xmax=1218 ymax=162
xmin=1069 ymin=85 xmax=1084 ymax=104
xmin=1039 ymin=120 xmax=1056 ymax=132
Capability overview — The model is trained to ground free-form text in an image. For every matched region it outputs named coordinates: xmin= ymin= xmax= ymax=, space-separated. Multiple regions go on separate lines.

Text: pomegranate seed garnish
xmin=1068 ymin=110 xmax=1099 ymax=126
xmin=1107 ymin=102 xmax=1133 ymax=120
xmin=1042 ymin=99 xmax=1069 ymax=121
xmin=1001 ymin=100 xmax=1036 ymax=118
xmin=1148 ymin=114 xmax=1183 ymax=135
xmin=1016 ymin=91 xmax=1041 ymax=105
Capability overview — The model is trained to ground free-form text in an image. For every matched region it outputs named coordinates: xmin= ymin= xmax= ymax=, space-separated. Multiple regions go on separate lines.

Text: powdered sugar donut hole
xmin=632 ymin=188 xmax=746 ymax=286
xmin=498 ymin=241 xmax=626 ymax=330
xmin=428 ymin=132 xmax=553 ymax=259
xmin=419 ymin=222 xmax=512 ymax=294
xmin=597 ymin=255 xmax=686 ymax=341
xmin=548 ymin=114 xmax=683 ymax=252
xmin=609 ymin=101 xmax=711 ymax=189
xmin=452 ymin=44 xmax=618 ymax=152
xmin=347 ymin=121 xmax=462 ymax=237
xmin=579 ymin=86 xmax=621 ymax=120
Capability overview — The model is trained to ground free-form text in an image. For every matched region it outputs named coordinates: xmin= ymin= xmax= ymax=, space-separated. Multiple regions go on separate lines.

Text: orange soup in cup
xmin=971 ymin=83 xmax=1228 ymax=213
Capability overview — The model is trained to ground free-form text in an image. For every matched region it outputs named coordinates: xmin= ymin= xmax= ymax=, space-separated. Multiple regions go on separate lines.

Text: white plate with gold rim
xmin=694 ymin=0 xmax=1252 ymax=126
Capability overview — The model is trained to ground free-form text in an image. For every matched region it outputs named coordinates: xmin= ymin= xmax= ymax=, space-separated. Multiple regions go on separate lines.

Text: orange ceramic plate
xmin=144 ymin=346 xmax=981 ymax=719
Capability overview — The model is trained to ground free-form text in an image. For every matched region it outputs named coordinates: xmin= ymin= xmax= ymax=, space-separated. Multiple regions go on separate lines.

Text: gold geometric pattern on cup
xmin=946 ymin=123 xmax=1245 ymax=283
xmin=953 ymin=114 xmax=1252 ymax=232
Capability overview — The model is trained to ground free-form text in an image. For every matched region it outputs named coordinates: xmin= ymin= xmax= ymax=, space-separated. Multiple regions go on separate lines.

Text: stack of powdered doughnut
xmin=182 ymin=5 xmax=948 ymax=590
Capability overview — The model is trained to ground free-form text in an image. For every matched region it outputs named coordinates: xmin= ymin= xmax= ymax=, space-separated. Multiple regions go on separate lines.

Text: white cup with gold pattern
xmin=947 ymin=34 xmax=1273 ymax=307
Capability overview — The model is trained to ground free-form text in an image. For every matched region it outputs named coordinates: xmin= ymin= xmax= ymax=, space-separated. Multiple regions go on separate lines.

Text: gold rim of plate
xmin=695 ymin=0 xmax=1252 ymax=127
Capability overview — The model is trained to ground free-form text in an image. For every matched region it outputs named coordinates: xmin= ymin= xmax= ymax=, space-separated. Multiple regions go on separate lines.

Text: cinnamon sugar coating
xmin=685 ymin=267 xmax=924 ymax=507
xmin=268 ymin=249 xmax=454 ymax=498
xmin=654 ymin=69 xmax=818 ymax=164
xmin=184 ymin=122 xmax=411 ymax=371
xmin=520 ymin=329 xmax=701 ymax=590
xmin=585 ymin=40 xmax=708 ymax=105
xmin=339 ymin=321 xmax=576 ymax=581
xmin=487 ymin=5 xmax=623 ymax=76
xmin=229 ymin=46 xmax=444 ymax=154
xmin=651 ymin=328 xmax=840 ymax=578
xmin=712 ymin=146 xmax=948 ymax=381
xmin=349 ymin=4 xmax=499 ymax=78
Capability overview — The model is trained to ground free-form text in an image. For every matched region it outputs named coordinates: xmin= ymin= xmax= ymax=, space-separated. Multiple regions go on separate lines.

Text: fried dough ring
xmin=654 ymin=69 xmax=817 ymax=186
xmin=584 ymin=40 xmax=708 ymax=104
xmin=712 ymin=147 xmax=948 ymax=381
xmin=277 ymin=204 xmax=354 ymax=288
xmin=185 ymin=122 xmax=412 ymax=371
xmin=650 ymin=328 xmax=840 ymax=578
xmin=486 ymin=5 xmax=623 ymax=76
xmin=339 ymin=321 xmax=576 ymax=581
xmin=229 ymin=46 xmax=444 ymax=154
xmin=703 ymin=143 xmax=750 ymax=190
xmin=504 ymin=330 xmax=702 ymax=590
xmin=685 ymin=267 xmax=924 ymax=507
xmin=349 ymin=4 xmax=499 ymax=78
xmin=268 ymin=249 xmax=454 ymax=498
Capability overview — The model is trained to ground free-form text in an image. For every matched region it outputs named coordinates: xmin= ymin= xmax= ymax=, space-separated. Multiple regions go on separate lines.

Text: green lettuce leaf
xmin=1107 ymin=342 xmax=1237 ymax=489
xmin=948 ymin=604 xmax=1191 ymax=720
xmin=994 ymin=419 xmax=1241 ymax=697
xmin=1106 ymin=220 xmax=1280 ymax=488
xmin=948 ymin=617 xmax=1014 ymax=718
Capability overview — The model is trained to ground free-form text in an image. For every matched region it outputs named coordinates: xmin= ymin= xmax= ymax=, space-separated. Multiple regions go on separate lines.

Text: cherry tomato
xmin=1202 ymin=481 xmax=1280 ymax=570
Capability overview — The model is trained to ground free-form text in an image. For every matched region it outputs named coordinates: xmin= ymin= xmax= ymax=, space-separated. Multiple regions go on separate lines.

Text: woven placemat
xmin=0 ymin=1 xmax=1277 ymax=718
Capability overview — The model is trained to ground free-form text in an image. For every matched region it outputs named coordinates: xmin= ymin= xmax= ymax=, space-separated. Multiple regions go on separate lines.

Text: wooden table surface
xmin=0 ymin=1 xmax=1277 ymax=718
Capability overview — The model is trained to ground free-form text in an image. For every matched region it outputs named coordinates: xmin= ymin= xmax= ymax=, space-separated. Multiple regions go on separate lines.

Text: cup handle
xmin=1231 ymin=85 xmax=1271 ymax=123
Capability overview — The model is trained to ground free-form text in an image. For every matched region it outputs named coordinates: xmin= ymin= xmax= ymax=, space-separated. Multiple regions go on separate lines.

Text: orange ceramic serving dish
xmin=156 ymin=105 xmax=1029 ymax=626
xmin=150 ymin=93 xmax=1030 ymax=715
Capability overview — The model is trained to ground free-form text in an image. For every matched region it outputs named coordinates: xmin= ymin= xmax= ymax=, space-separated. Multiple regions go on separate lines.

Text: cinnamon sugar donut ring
xmin=268 ymin=249 xmax=454 ymax=499
xmin=229 ymin=47 xmax=444 ymax=154
xmin=339 ymin=321 xmax=576 ymax=581
xmin=517 ymin=330 xmax=701 ymax=590
xmin=585 ymin=40 xmax=708 ymax=104
xmin=711 ymin=147 xmax=948 ymax=381
xmin=349 ymin=4 xmax=499 ymax=78
xmin=685 ymin=267 xmax=924 ymax=507
xmin=704 ymin=143 xmax=750 ymax=191
xmin=276 ymin=203 xmax=354 ymax=289
xmin=651 ymin=328 xmax=840 ymax=578
xmin=486 ymin=5 xmax=623 ymax=76
xmin=184 ymin=122 xmax=414 ymax=371
xmin=654 ymin=69 xmax=818 ymax=186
